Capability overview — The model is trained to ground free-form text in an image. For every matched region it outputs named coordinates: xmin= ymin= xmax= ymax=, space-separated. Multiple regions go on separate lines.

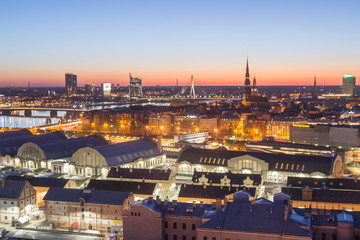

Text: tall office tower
xmin=243 ymin=58 xmax=251 ymax=100
xmin=129 ymin=73 xmax=143 ymax=99
xmin=27 ymin=82 xmax=30 ymax=90
xmin=65 ymin=73 xmax=77 ymax=96
xmin=313 ymin=75 xmax=318 ymax=99
xmin=343 ymin=75 xmax=356 ymax=97
xmin=101 ymin=83 xmax=111 ymax=100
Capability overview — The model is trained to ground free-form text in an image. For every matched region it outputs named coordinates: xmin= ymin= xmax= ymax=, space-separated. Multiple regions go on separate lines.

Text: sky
xmin=0 ymin=0 xmax=359 ymax=87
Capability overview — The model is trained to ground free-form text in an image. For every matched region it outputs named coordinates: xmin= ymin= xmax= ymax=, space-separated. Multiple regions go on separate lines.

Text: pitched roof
xmin=282 ymin=187 xmax=360 ymax=204
xmin=133 ymin=198 xmax=214 ymax=218
xmin=34 ymin=135 xmax=108 ymax=160
xmin=0 ymin=132 xmax=66 ymax=156
xmin=287 ymin=177 xmax=360 ymax=190
xmin=87 ymin=179 xmax=156 ymax=195
xmin=200 ymin=196 xmax=311 ymax=238
xmin=0 ymin=129 xmax=32 ymax=139
xmin=178 ymin=147 xmax=334 ymax=175
xmin=43 ymin=187 xmax=130 ymax=206
xmin=107 ymin=167 xmax=172 ymax=181
xmin=178 ymin=184 xmax=256 ymax=199
xmin=192 ymin=171 xmax=262 ymax=186
xmin=5 ymin=175 xmax=70 ymax=188
xmin=0 ymin=179 xmax=26 ymax=198
xmin=90 ymin=138 xmax=161 ymax=166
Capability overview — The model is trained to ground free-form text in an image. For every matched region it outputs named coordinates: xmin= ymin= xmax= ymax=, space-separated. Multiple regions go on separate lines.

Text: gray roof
xmin=178 ymin=146 xmax=335 ymax=175
xmin=200 ymin=192 xmax=311 ymax=238
xmin=34 ymin=135 xmax=108 ymax=160
xmin=91 ymin=138 xmax=161 ymax=166
xmin=0 ymin=180 xmax=26 ymax=199
xmin=6 ymin=175 xmax=70 ymax=188
xmin=43 ymin=187 xmax=130 ymax=206
xmin=134 ymin=198 xmax=214 ymax=217
xmin=0 ymin=129 xmax=32 ymax=139
xmin=0 ymin=132 xmax=66 ymax=156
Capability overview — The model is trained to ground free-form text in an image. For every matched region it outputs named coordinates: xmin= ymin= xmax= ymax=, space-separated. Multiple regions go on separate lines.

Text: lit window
xmin=213 ymin=158 xmax=216 ymax=164
xmin=204 ymin=157 xmax=207 ymax=163
xmin=217 ymin=158 xmax=221 ymax=164
xmin=208 ymin=158 xmax=212 ymax=163
xmin=275 ymin=163 xmax=278 ymax=169
xmin=301 ymin=165 xmax=305 ymax=171
xmin=199 ymin=157 xmax=203 ymax=163
xmin=285 ymin=164 xmax=289 ymax=170
xmin=296 ymin=164 xmax=300 ymax=171
xmin=280 ymin=163 xmax=284 ymax=169
xmin=291 ymin=164 xmax=294 ymax=170
xmin=222 ymin=159 xmax=225 ymax=165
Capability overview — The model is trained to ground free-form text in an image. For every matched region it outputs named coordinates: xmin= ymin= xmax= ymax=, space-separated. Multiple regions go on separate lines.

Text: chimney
xmin=1 ymin=175 xmax=7 ymax=189
xmin=284 ymin=209 xmax=288 ymax=221
xmin=288 ymin=200 xmax=293 ymax=214
xmin=172 ymin=200 xmax=177 ymax=207
xmin=184 ymin=184 xmax=186 ymax=188
xmin=156 ymin=196 xmax=161 ymax=205
xmin=224 ymin=198 xmax=228 ymax=210
xmin=137 ymin=184 xmax=140 ymax=190
xmin=216 ymin=199 xmax=222 ymax=211
xmin=203 ymin=185 xmax=206 ymax=189
xmin=157 ymin=135 xmax=162 ymax=152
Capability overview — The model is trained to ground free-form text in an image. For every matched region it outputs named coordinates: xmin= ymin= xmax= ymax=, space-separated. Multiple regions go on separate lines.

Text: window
xmin=183 ymin=223 xmax=186 ymax=230
xmin=5 ymin=216 xmax=7 ymax=220
xmin=212 ymin=238 xmax=216 ymax=240
xmin=301 ymin=165 xmax=305 ymax=171
xmin=192 ymin=224 xmax=196 ymax=230
xmin=173 ymin=235 xmax=177 ymax=240
xmin=138 ymin=212 xmax=141 ymax=216
xmin=173 ymin=222 xmax=177 ymax=229
xmin=322 ymin=233 xmax=326 ymax=240
xmin=332 ymin=234 xmax=337 ymax=240
xmin=280 ymin=163 xmax=284 ymax=169
xmin=131 ymin=212 xmax=134 ymax=216
xmin=165 ymin=221 xmax=168 ymax=228
xmin=183 ymin=236 xmax=186 ymax=240
xmin=4 ymin=201 xmax=7 ymax=204
xmin=203 ymin=237 xmax=207 ymax=240
xmin=165 ymin=234 xmax=168 ymax=240
xmin=285 ymin=164 xmax=289 ymax=170
xmin=275 ymin=163 xmax=278 ymax=169
xmin=192 ymin=237 xmax=196 ymax=240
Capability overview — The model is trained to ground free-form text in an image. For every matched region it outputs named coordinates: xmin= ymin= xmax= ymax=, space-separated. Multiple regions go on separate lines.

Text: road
xmin=3 ymin=229 xmax=101 ymax=240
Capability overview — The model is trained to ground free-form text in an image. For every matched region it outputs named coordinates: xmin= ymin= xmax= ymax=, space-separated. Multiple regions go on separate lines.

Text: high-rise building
xmin=101 ymin=82 xmax=111 ymax=100
xmin=243 ymin=58 xmax=251 ymax=100
xmin=343 ymin=74 xmax=356 ymax=97
xmin=65 ymin=73 xmax=77 ymax=96
xmin=129 ymin=73 xmax=143 ymax=99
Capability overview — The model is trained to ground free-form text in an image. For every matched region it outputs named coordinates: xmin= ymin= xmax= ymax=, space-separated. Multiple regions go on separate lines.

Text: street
xmin=3 ymin=229 xmax=101 ymax=240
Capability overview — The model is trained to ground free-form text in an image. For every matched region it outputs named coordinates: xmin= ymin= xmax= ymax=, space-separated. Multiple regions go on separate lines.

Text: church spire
xmin=313 ymin=75 xmax=318 ymax=99
xmin=244 ymin=56 xmax=251 ymax=100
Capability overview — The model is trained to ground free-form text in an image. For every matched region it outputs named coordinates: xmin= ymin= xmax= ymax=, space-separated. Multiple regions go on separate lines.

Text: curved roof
xmin=90 ymin=138 xmax=161 ymax=166
xmin=178 ymin=146 xmax=335 ymax=175
xmin=31 ymin=134 xmax=108 ymax=160
xmin=0 ymin=129 xmax=32 ymax=138
xmin=0 ymin=131 xmax=66 ymax=156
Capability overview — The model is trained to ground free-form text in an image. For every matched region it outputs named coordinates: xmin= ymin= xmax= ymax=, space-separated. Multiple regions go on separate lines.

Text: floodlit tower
xmin=343 ymin=74 xmax=356 ymax=97
xmin=189 ymin=75 xmax=196 ymax=99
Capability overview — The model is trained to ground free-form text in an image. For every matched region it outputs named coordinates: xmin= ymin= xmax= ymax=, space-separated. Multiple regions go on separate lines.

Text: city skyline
xmin=0 ymin=0 xmax=359 ymax=87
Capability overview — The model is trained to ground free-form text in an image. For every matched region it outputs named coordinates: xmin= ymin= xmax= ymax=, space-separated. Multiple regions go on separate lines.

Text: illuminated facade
xmin=342 ymin=74 xmax=356 ymax=97
xmin=177 ymin=147 xmax=343 ymax=184
xmin=65 ymin=73 xmax=77 ymax=96
xmin=129 ymin=73 xmax=143 ymax=99
xmin=101 ymin=82 xmax=111 ymax=100
xmin=44 ymin=188 xmax=133 ymax=231
xmin=0 ymin=179 xmax=36 ymax=223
